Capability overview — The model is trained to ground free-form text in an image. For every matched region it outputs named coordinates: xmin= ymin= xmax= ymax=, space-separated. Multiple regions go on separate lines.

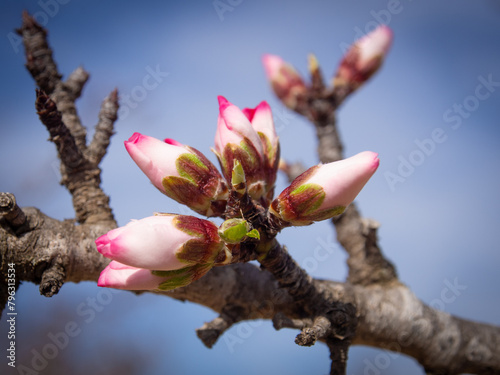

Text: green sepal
xmin=174 ymin=216 xmax=223 ymax=265
xmin=176 ymin=153 xmax=209 ymax=184
xmin=245 ymin=229 xmax=260 ymax=240
xmin=153 ymin=263 xmax=213 ymax=291
xmin=290 ymin=182 xmax=325 ymax=216
xmin=231 ymin=160 xmax=246 ymax=193
xmin=161 ymin=148 xmax=227 ymax=217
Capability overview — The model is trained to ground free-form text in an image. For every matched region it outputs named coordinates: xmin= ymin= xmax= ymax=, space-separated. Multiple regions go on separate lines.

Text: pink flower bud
xmin=214 ymin=96 xmax=264 ymax=157
xmin=242 ymin=101 xmax=280 ymax=199
xmin=270 ymin=151 xmax=379 ymax=226
xmin=125 ymin=132 xmax=227 ymax=217
xmin=95 ymin=214 xmax=224 ymax=270
xmin=214 ymin=96 xmax=279 ymax=202
xmin=262 ymin=54 xmax=307 ymax=109
xmin=97 ymin=261 xmax=213 ymax=291
xmin=334 ymin=25 xmax=393 ymax=91
xmin=98 ymin=261 xmax=167 ymax=290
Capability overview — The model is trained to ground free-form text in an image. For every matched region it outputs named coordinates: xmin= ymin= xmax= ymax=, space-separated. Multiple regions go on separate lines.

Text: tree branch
xmin=1 ymin=203 xmax=498 ymax=373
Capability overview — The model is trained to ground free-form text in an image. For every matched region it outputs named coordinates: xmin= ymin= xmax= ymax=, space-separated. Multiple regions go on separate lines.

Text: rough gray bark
xmin=1 ymin=11 xmax=499 ymax=375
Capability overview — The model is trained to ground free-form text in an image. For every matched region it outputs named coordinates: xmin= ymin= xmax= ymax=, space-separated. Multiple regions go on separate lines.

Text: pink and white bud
xmin=334 ymin=25 xmax=393 ymax=91
xmin=125 ymin=132 xmax=227 ymax=217
xmin=242 ymin=101 xmax=278 ymax=160
xmin=98 ymin=261 xmax=167 ymax=290
xmin=96 ymin=214 xmax=224 ymax=270
xmin=270 ymin=151 xmax=380 ymax=226
xmin=262 ymin=54 xmax=307 ymax=109
xmin=214 ymin=96 xmax=264 ymax=157
xmin=125 ymin=133 xmax=184 ymax=191
xmin=242 ymin=101 xmax=280 ymax=197
xmin=214 ymin=96 xmax=278 ymax=202
xmin=97 ymin=261 xmax=214 ymax=291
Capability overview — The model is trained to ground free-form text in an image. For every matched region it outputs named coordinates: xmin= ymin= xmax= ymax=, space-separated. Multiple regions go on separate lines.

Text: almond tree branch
xmin=18 ymin=12 xmax=118 ymax=226
xmin=1 ymin=202 xmax=499 ymax=373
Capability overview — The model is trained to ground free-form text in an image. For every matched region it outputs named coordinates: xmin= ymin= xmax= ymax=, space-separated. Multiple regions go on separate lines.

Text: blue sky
xmin=1 ymin=1 xmax=500 ymax=374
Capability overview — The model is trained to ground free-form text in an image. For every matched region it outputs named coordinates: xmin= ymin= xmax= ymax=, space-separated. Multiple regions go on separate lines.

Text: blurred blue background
xmin=1 ymin=0 xmax=500 ymax=374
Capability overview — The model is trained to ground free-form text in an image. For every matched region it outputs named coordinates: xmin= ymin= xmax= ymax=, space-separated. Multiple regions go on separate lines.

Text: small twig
xmin=272 ymin=312 xmax=312 ymax=331
xmin=295 ymin=315 xmax=331 ymax=346
xmin=196 ymin=304 xmax=244 ymax=348
xmin=35 ymin=89 xmax=85 ymax=171
xmin=18 ymin=11 xmax=88 ymax=150
xmin=16 ymin=10 xmax=61 ymax=94
xmin=327 ymin=337 xmax=351 ymax=375
xmin=87 ymin=88 xmax=119 ymax=165
xmin=39 ymin=258 xmax=65 ymax=297
xmin=0 ymin=192 xmax=27 ymax=229
xmin=65 ymin=66 xmax=90 ymax=100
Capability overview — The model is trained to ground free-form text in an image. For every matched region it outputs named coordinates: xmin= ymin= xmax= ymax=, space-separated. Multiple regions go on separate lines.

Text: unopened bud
xmin=96 ymin=214 xmax=225 ymax=270
xmin=214 ymin=96 xmax=279 ymax=203
xmin=125 ymin=133 xmax=227 ymax=217
xmin=334 ymin=25 xmax=393 ymax=93
xmin=262 ymin=54 xmax=307 ymax=110
xmin=270 ymin=152 xmax=379 ymax=226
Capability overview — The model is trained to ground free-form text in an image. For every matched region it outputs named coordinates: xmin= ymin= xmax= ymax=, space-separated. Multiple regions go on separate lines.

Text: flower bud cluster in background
xmin=262 ymin=25 xmax=393 ymax=110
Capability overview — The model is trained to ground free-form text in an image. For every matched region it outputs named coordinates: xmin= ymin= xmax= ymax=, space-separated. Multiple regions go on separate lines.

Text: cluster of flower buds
xmin=262 ymin=25 xmax=392 ymax=109
xmin=97 ymin=93 xmax=380 ymax=291
xmin=96 ymin=214 xmax=231 ymax=290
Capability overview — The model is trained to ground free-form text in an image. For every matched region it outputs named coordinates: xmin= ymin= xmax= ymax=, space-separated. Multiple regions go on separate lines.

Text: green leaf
xmin=245 ymin=229 xmax=260 ymax=240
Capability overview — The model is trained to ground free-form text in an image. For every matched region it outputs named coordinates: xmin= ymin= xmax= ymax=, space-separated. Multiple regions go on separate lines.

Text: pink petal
xmin=215 ymin=96 xmax=263 ymax=156
xmin=124 ymin=133 xmax=185 ymax=191
xmin=96 ymin=215 xmax=192 ymax=271
xmin=356 ymin=25 xmax=393 ymax=67
xmin=248 ymin=101 xmax=277 ymax=144
xmin=164 ymin=138 xmax=183 ymax=147
xmin=262 ymin=54 xmax=284 ymax=79
xmin=98 ymin=261 xmax=164 ymax=290
xmin=309 ymin=151 xmax=379 ymax=209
